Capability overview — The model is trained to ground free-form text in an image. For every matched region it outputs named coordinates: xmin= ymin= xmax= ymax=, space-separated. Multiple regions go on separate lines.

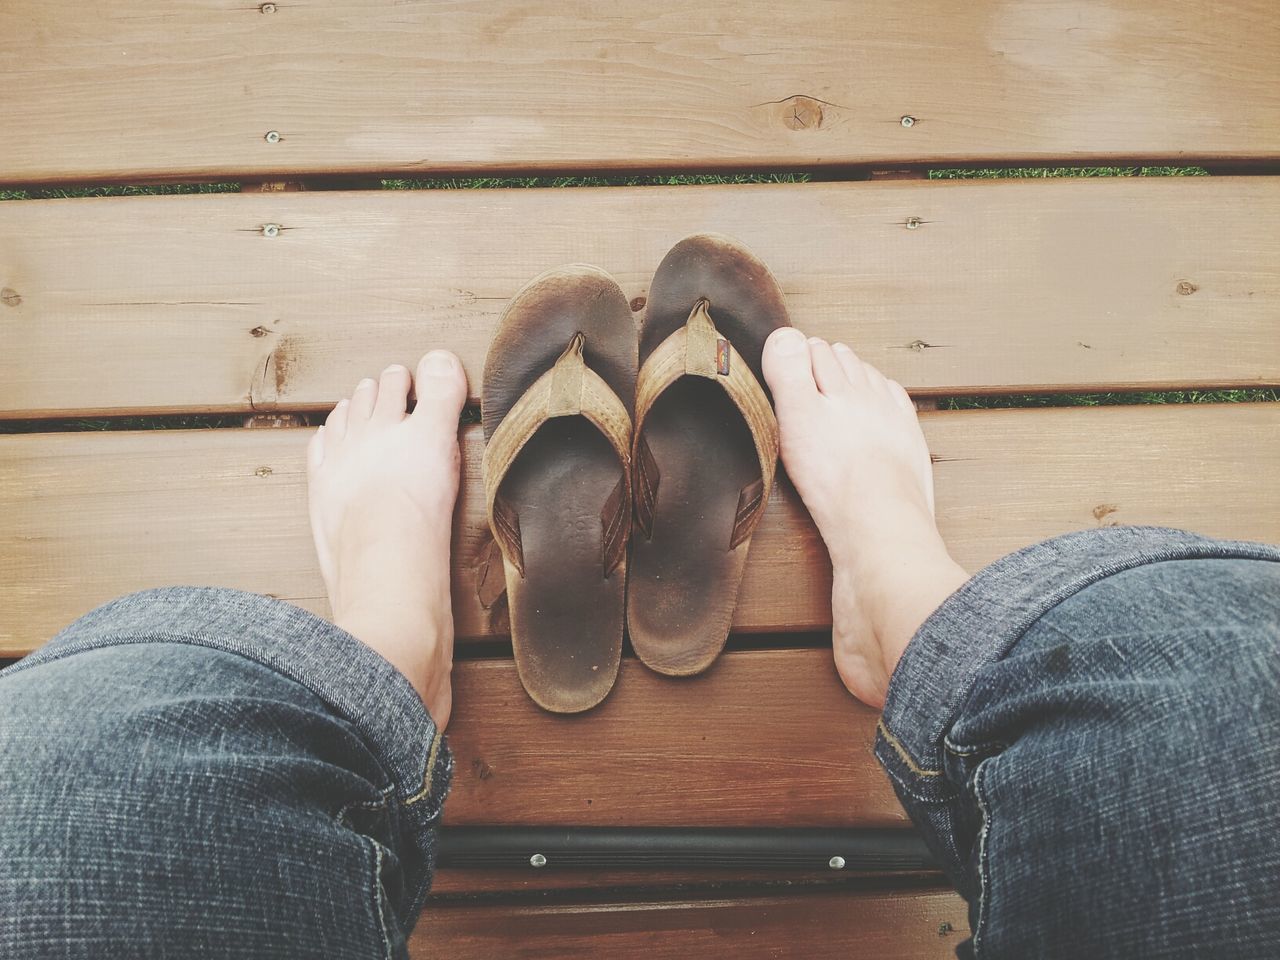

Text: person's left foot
xmin=306 ymin=351 xmax=467 ymax=730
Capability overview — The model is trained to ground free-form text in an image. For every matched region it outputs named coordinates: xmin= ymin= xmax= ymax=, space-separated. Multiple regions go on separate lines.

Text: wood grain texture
xmin=1 ymin=0 xmax=1277 ymax=183
xmin=429 ymin=867 xmax=940 ymax=896
xmin=2 ymin=178 xmax=1279 ymax=419
xmin=443 ymin=649 xmax=900 ymax=828
xmin=2 ymin=404 xmax=1277 ymax=655
xmin=412 ymin=888 xmax=967 ymax=959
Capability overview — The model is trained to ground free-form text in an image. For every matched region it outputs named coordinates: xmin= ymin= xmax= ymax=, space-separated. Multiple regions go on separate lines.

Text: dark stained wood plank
xmin=429 ymin=867 xmax=940 ymax=896
xmin=3 ymin=178 xmax=1279 ymax=419
xmin=443 ymin=649 xmax=901 ymax=828
xmin=412 ymin=887 xmax=967 ymax=959
xmin=1 ymin=1 xmax=1277 ymax=183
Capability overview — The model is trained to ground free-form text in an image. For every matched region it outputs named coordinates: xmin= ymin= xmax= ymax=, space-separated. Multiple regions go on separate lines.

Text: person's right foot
xmin=761 ymin=328 xmax=969 ymax=708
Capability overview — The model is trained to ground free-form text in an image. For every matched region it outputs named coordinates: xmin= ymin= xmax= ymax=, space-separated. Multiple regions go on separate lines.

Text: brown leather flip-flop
xmin=482 ymin=265 xmax=637 ymax=713
xmin=628 ymin=234 xmax=790 ymax=675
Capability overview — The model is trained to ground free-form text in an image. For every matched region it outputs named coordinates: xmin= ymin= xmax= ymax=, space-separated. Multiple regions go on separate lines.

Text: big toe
xmin=763 ymin=327 xmax=819 ymax=411
xmin=412 ymin=350 xmax=468 ymax=435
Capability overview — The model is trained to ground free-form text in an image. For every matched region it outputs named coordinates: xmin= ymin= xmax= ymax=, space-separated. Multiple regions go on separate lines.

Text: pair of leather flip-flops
xmin=481 ymin=235 xmax=790 ymax=713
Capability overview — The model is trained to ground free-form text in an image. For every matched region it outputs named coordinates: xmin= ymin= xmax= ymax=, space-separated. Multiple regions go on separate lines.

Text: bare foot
xmin=761 ymin=328 xmax=968 ymax=709
xmin=307 ymin=351 xmax=467 ymax=730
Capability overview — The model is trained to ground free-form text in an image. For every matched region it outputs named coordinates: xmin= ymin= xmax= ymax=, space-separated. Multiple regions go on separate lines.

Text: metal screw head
xmin=260 ymin=2 xmax=277 ymax=12
xmin=264 ymin=130 xmax=281 ymax=143
xmin=828 ymin=856 xmax=846 ymax=870
xmin=900 ymin=115 xmax=916 ymax=128
xmin=529 ymin=853 xmax=547 ymax=868
xmin=261 ymin=223 xmax=280 ymax=238
xmin=905 ymin=217 xmax=921 ymax=230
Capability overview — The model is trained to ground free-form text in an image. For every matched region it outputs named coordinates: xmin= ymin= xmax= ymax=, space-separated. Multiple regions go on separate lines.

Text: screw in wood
xmin=260 ymin=2 xmax=277 ymax=11
xmin=264 ymin=130 xmax=281 ymax=143
xmin=905 ymin=217 xmax=922 ymax=230
xmin=530 ymin=853 xmax=547 ymax=868
xmin=829 ymin=856 xmax=846 ymax=870
xmin=900 ymin=115 xmax=916 ymax=128
xmin=261 ymin=224 xmax=280 ymax=237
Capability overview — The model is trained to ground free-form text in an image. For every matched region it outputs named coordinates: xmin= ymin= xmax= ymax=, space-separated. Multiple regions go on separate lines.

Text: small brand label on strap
xmin=716 ymin=338 xmax=730 ymax=376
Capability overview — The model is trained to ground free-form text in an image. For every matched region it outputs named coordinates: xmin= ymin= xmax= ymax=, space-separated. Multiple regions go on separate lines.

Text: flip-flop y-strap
xmin=632 ymin=299 xmax=779 ymax=552
xmin=483 ymin=333 xmax=634 ymax=582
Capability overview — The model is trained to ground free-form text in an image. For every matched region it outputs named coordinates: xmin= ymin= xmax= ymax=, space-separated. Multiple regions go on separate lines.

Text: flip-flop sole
xmin=483 ymin=266 xmax=637 ymax=712
xmin=629 ymin=235 xmax=790 ymax=675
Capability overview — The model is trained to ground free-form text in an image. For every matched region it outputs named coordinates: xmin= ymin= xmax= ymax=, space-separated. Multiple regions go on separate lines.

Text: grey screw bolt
xmin=529 ymin=853 xmax=547 ymax=868
xmin=900 ymin=115 xmax=916 ymax=128
xmin=261 ymin=223 xmax=280 ymax=238
xmin=828 ymin=856 xmax=846 ymax=870
xmin=905 ymin=217 xmax=922 ymax=230
xmin=260 ymin=2 xmax=277 ymax=12
xmin=264 ymin=130 xmax=281 ymax=143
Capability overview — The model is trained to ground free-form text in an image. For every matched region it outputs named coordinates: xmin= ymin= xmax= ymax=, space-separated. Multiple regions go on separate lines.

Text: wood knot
xmin=0 ymin=287 xmax=21 ymax=307
xmin=471 ymin=758 xmax=493 ymax=780
xmin=254 ymin=466 xmax=273 ymax=478
xmin=250 ymin=325 xmax=270 ymax=337
xmin=629 ymin=296 xmax=647 ymax=312
xmin=1175 ymin=280 xmax=1198 ymax=296
xmin=1092 ymin=503 xmax=1118 ymax=525
xmin=782 ymin=96 xmax=824 ymax=130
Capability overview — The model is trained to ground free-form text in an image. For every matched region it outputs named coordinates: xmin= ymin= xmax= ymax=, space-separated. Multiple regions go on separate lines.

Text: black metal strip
xmin=438 ymin=827 xmax=938 ymax=873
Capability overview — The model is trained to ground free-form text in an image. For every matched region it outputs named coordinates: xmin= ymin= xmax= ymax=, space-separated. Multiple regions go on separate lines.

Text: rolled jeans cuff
xmin=7 ymin=586 xmax=452 ymax=830
xmin=875 ymin=525 xmax=1280 ymax=808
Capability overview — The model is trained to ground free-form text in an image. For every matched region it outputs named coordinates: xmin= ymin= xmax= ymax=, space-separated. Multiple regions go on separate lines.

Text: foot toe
xmin=373 ymin=364 xmax=412 ymax=422
xmin=412 ymin=350 xmax=468 ymax=435
xmin=325 ymin=398 xmax=350 ymax=441
xmin=348 ymin=378 xmax=379 ymax=424
xmin=832 ymin=342 xmax=870 ymax=388
xmin=762 ymin=327 xmax=820 ymax=406
xmin=307 ymin=426 xmax=326 ymax=473
xmin=888 ymin=379 xmax=916 ymax=414
xmin=807 ymin=338 xmax=850 ymax=396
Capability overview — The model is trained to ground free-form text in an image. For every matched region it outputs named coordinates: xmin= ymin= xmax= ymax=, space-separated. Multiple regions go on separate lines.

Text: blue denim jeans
xmin=1 ymin=527 xmax=1278 ymax=958
xmin=876 ymin=527 xmax=1280 ymax=958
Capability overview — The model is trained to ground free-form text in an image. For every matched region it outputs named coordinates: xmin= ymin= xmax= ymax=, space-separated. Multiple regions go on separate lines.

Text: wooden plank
xmin=443 ymin=648 xmax=901 ymax=828
xmin=1 ymin=0 xmax=1277 ymax=183
xmin=2 ymin=404 xmax=1278 ymax=656
xmin=2 ymin=178 xmax=1279 ymax=419
xmin=412 ymin=888 xmax=967 ymax=960
xmin=429 ymin=867 xmax=940 ymax=896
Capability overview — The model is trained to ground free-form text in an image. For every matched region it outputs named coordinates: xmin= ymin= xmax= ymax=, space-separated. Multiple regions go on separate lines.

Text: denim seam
xmin=944 ymin=736 xmax=1010 ymax=758
xmin=368 ymin=838 xmax=394 ymax=960
xmin=336 ymin=784 xmax=396 ymax=829
xmin=972 ymin=758 xmax=995 ymax=959
xmin=404 ymin=730 xmax=445 ymax=808
xmin=877 ymin=719 xmax=943 ymax=777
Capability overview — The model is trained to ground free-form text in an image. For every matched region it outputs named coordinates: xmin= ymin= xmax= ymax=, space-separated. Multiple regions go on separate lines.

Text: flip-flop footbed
xmin=629 ymin=234 xmax=790 ymax=675
xmin=482 ymin=266 xmax=637 ymax=712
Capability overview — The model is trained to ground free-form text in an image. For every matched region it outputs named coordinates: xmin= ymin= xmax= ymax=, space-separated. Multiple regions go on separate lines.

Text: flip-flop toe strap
xmin=632 ymin=299 xmax=780 ymax=549
xmin=483 ymin=333 xmax=633 ymax=579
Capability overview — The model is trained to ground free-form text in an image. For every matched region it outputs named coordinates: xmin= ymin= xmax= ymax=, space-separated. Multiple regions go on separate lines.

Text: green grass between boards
xmin=0 ymin=165 xmax=1269 ymax=431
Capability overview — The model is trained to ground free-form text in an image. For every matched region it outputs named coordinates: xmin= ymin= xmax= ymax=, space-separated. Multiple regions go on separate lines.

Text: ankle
xmin=844 ymin=550 xmax=968 ymax=677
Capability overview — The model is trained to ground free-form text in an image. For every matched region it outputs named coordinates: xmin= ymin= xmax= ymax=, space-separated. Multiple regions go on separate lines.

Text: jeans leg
xmin=876 ymin=527 xmax=1280 ymax=959
xmin=0 ymin=588 xmax=452 ymax=960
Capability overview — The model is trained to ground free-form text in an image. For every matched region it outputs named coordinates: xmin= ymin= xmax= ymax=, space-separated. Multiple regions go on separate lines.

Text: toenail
xmin=384 ymin=364 xmax=408 ymax=376
xmin=807 ymin=337 xmax=825 ymax=346
xmin=358 ymin=378 xmax=375 ymax=389
xmin=423 ymin=351 xmax=456 ymax=375
xmin=770 ymin=328 xmax=807 ymax=355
